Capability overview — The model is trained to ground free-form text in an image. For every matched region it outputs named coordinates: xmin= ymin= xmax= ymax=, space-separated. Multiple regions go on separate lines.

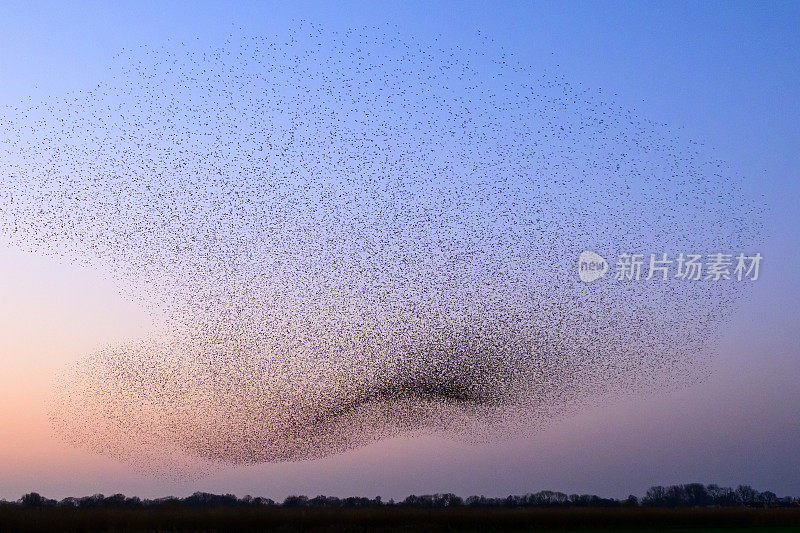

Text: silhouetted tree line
xmin=5 ymin=484 xmax=799 ymax=509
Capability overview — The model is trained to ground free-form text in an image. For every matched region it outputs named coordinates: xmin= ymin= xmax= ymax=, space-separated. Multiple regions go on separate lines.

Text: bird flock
xmin=0 ymin=23 xmax=760 ymax=476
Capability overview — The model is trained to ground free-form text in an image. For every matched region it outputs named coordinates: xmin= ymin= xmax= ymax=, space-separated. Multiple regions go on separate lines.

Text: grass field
xmin=3 ymin=506 xmax=800 ymax=532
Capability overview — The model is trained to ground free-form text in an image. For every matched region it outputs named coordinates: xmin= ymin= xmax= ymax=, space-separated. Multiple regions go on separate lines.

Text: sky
xmin=0 ymin=0 xmax=798 ymax=500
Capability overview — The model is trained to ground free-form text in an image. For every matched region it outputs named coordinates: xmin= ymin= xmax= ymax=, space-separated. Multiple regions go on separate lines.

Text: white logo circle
xmin=578 ymin=251 xmax=608 ymax=283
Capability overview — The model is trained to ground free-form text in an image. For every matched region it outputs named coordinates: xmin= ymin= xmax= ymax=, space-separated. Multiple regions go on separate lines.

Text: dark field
xmin=3 ymin=507 xmax=800 ymax=532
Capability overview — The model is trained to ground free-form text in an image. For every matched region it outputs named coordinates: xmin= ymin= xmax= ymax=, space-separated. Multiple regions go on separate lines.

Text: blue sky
xmin=0 ymin=1 xmax=798 ymax=499
xmin=1 ymin=1 xmax=797 ymax=229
